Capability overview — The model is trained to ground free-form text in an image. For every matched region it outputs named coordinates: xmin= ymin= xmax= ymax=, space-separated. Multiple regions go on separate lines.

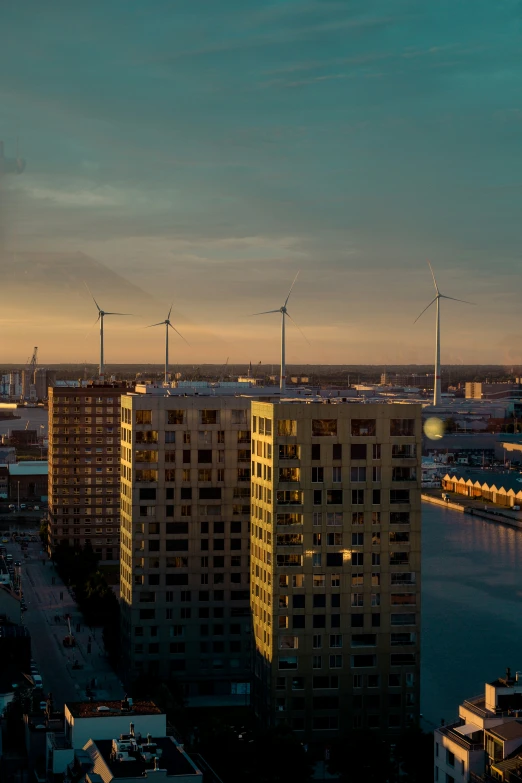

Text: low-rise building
xmin=442 ymin=470 xmax=522 ymax=509
xmin=9 ymin=461 xmax=48 ymax=502
xmin=44 ymin=698 xmax=202 ymax=783
xmin=435 ymin=669 xmax=522 ymax=782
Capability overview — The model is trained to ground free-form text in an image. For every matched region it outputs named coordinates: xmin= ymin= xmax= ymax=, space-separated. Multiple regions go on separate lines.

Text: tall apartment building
xmin=250 ymin=401 xmax=421 ymax=738
xmin=48 ymin=383 xmax=128 ymax=561
xmin=119 ymin=389 xmax=258 ymax=705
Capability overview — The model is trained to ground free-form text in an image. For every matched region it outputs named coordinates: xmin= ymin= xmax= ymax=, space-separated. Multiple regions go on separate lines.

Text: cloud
xmin=0 ymin=0 xmax=521 ymax=363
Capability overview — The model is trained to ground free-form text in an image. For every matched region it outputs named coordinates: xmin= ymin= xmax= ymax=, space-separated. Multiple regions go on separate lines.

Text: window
xmin=312 ymin=467 xmax=324 ymax=483
xmin=330 ymin=634 xmax=342 ymax=648
xmin=167 ymin=410 xmax=184 ymax=425
xmin=313 ymin=635 xmax=322 ymax=649
xmin=332 ymin=466 xmax=342 ymax=483
xmin=327 ymin=490 xmax=343 ymax=504
xmin=351 ymin=419 xmax=376 ymax=436
xmin=390 ymin=419 xmax=415 ymax=436
xmin=278 ymin=420 xmax=297 ymax=436
xmin=312 ymin=553 xmax=322 ymax=567
xmin=312 ymin=419 xmax=337 ymax=436
xmin=200 ymin=409 xmax=219 ymax=425
xmin=136 ymin=410 xmax=152 ymax=425
xmin=327 ymin=532 xmax=342 ymax=546
xmin=351 ymin=443 xmax=366 ymax=460
xmin=351 ymin=594 xmax=363 ymax=607
xmin=391 ymin=511 xmax=410 ymax=525
xmin=372 ymin=443 xmax=381 ymax=459
xmin=390 ymin=531 xmax=410 ymax=544
xmin=446 ymin=750 xmax=455 ymax=768
xmin=390 ymin=490 xmax=410 ymax=504
xmin=392 ymin=443 xmax=416 ymax=458
xmin=391 ymin=593 xmax=416 ymax=606
xmin=312 ymin=655 xmax=322 ymax=669
xmin=278 ymin=657 xmax=298 ymax=670
xmin=351 ymin=654 xmax=376 ymax=667
xmin=393 ymin=466 xmax=416 ymax=482
xmin=313 ymin=574 xmax=325 ymax=588
xmin=332 ymin=443 xmax=342 ymax=460
xmin=372 ymin=466 xmax=381 ymax=482
xmin=313 ymin=490 xmax=322 ymax=505
xmin=352 ymin=533 xmax=363 ymax=546
xmin=352 ymin=489 xmax=364 ymax=505
xmin=351 ymin=467 xmax=366 ymax=482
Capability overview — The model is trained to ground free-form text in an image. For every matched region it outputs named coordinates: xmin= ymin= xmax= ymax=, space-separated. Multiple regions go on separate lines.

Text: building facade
xmin=119 ymin=391 xmax=256 ymax=704
xmin=434 ymin=669 xmax=522 ymax=782
xmin=48 ymin=383 xmax=127 ymax=561
xmin=250 ymin=401 xmax=422 ymax=738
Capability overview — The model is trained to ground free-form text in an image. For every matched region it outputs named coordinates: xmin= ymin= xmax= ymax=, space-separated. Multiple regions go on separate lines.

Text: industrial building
xmin=250 ymin=400 xmax=422 ymax=738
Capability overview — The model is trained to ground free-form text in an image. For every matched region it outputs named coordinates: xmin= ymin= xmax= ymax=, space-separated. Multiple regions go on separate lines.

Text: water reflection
xmin=422 ymin=503 xmax=522 ymax=726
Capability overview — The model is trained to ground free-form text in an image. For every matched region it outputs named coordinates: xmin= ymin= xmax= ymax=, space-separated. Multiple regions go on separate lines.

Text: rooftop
xmin=444 ymin=468 xmax=522 ymax=494
xmin=66 ymin=699 xmax=162 ymax=719
xmin=87 ymin=736 xmax=200 ymax=779
xmin=9 ymin=461 xmax=48 ymax=476
xmin=489 ymin=721 xmax=522 ymax=742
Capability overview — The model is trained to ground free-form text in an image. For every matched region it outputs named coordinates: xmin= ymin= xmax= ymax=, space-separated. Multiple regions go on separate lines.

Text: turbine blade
xmin=439 ymin=295 xmax=475 ymax=305
xmin=103 ymin=312 xmax=133 ymax=316
xmin=250 ymin=309 xmax=280 ymax=316
xmin=145 ymin=322 xmax=165 ymax=328
xmin=167 ymin=302 xmax=174 ymax=320
xmin=168 ymin=322 xmax=190 ymax=345
xmin=284 ymin=270 xmax=301 ymax=307
xmin=84 ymin=281 xmax=101 ymax=312
xmin=413 ymin=296 xmax=437 ymax=324
xmin=427 ymin=260 xmax=439 ymax=294
xmin=285 ymin=311 xmax=310 ymax=346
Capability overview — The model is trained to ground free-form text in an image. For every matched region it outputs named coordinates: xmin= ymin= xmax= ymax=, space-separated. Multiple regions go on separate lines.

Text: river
xmin=0 ymin=406 xmax=48 ymax=438
xmin=421 ymin=502 xmax=522 ymax=727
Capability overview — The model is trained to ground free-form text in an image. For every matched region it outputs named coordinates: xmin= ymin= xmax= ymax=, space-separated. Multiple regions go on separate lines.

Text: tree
xmin=394 ymin=727 xmax=434 ymax=782
xmin=328 ymin=729 xmax=392 ymax=782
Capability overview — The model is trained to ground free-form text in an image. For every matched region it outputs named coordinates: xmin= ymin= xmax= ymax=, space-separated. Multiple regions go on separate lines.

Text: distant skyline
xmin=1 ymin=0 xmax=521 ymax=364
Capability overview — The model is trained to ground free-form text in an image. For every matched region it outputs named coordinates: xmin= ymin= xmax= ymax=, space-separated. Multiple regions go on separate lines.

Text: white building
xmin=434 ymin=668 xmax=522 ymax=782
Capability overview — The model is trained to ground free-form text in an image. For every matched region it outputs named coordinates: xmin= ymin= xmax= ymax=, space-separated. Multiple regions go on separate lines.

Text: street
xmin=5 ymin=538 xmax=124 ymax=709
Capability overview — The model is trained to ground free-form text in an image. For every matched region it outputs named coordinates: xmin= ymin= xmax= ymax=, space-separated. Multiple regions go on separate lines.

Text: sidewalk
xmin=21 ymin=542 xmax=124 ymax=705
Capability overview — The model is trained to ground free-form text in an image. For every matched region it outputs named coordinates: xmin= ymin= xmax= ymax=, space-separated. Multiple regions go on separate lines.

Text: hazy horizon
xmin=2 ymin=1 xmax=521 ymax=365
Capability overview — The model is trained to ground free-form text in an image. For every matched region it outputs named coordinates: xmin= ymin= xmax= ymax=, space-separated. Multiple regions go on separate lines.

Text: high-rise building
xmin=250 ymin=401 xmax=421 ymax=738
xmin=119 ymin=389 xmax=258 ymax=705
xmin=48 ymin=382 xmax=128 ymax=561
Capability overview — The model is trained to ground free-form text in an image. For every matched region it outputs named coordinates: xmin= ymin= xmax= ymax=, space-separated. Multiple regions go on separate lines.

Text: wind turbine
xmin=86 ymin=286 xmax=132 ymax=379
xmin=414 ymin=262 xmax=473 ymax=407
xmin=146 ymin=304 xmax=188 ymax=385
xmin=251 ymin=272 xmax=308 ymax=393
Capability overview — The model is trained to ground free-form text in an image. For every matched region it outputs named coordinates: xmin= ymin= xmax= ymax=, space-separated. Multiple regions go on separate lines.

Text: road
xmin=5 ymin=538 xmax=124 ymax=710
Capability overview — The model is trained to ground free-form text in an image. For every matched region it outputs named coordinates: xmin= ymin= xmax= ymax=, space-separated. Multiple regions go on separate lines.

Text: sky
xmin=1 ymin=0 xmax=521 ymax=366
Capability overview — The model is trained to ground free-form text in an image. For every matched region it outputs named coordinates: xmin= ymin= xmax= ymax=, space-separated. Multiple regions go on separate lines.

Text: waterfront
xmin=422 ymin=502 xmax=522 ymax=727
xmin=0 ymin=406 xmax=48 ymax=438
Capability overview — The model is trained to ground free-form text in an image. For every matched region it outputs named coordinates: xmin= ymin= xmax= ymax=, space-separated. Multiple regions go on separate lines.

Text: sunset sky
xmin=1 ymin=0 xmax=521 ymax=366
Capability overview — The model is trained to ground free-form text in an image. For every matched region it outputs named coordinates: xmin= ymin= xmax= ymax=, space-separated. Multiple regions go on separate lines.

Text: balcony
xmin=438 ymin=723 xmax=484 ymax=752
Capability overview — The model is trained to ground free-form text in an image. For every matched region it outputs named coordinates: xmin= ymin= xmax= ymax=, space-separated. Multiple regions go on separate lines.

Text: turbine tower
xmin=251 ymin=272 xmax=307 ymax=392
xmin=414 ymin=262 xmax=473 ymax=406
xmin=87 ymin=287 xmax=131 ymax=379
xmin=146 ymin=304 xmax=188 ymax=385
